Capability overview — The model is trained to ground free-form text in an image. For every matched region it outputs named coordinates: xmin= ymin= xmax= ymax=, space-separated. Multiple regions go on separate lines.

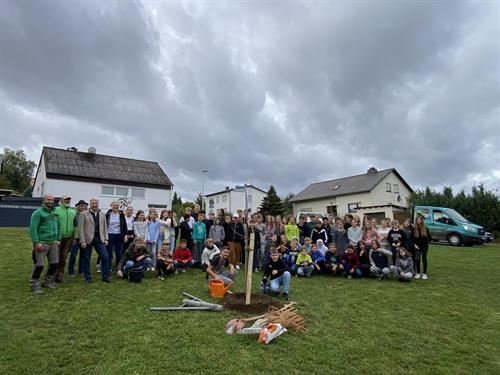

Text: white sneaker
xmin=236 ymin=265 xmax=240 ymax=270
xmin=414 ymin=273 xmax=421 ymax=279
xmin=422 ymin=274 xmax=428 ymax=280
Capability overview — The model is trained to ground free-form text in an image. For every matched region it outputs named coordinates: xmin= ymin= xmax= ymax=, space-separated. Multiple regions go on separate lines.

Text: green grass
xmin=0 ymin=228 xmax=499 ymax=374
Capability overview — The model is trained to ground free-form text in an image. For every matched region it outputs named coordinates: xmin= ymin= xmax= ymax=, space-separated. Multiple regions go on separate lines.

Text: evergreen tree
xmin=259 ymin=186 xmax=283 ymax=216
xmin=282 ymin=193 xmax=295 ymax=216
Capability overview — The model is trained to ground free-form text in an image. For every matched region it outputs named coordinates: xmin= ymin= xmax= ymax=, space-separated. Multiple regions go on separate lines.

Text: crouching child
xmin=156 ymin=240 xmax=175 ymax=280
xmin=207 ymin=246 xmax=236 ymax=286
xmin=295 ymin=247 xmax=314 ymax=277
xmin=261 ymin=248 xmax=291 ymax=300
xmin=173 ymin=239 xmax=194 ymax=273
xmin=325 ymin=244 xmax=343 ymax=276
xmin=390 ymin=247 xmax=414 ymax=281
xmin=369 ymin=239 xmax=392 ymax=279
xmin=117 ymin=237 xmax=153 ymax=278
xmin=342 ymin=244 xmax=362 ymax=278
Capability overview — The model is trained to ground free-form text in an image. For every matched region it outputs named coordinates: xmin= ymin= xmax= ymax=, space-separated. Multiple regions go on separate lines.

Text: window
xmin=326 ymin=205 xmax=337 ymax=215
xmin=131 ymin=188 xmax=145 ymax=198
xmin=101 ymin=185 xmax=115 ymax=195
xmin=222 ymin=194 xmax=227 ymax=203
xmin=385 ymin=183 xmax=391 ymax=192
xmin=416 ymin=208 xmax=429 ymax=219
xmin=393 ymin=184 xmax=399 ymax=193
xmin=115 ymin=187 xmax=129 ymax=197
xmin=148 ymin=204 xmax=167 ymax=209
xmin=247 ymin=194 xmax=252 ymax=204
xmin=348 ymin=203 xmax=360 ymax=213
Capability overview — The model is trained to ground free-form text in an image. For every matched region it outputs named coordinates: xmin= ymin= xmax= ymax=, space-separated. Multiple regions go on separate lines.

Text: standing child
xmin=133 ymin=211 xmax=148 ymax=242
xmin=156 ymin=240 xmax=175 ymax=279
xmin=146 ymin=211 xmax=160 ymax=271
xmin=348 ymin=217 xmax=363 ymax=246
xmin=387 ymin=220 xmax=407 ymax=265
xmin=209 ymin=217 xmax=225 ymax=249
xmin=192 ymin=212 xmax=207 ymax=267
xmin=284 ymin=217 xmax=300 ymax=242
xmin=413 ymin=215 xmax=432 ymax=280
xmin=295 ymin=247 xmax=314 ymax=278
xmin=402 ymin=219 xmax=415 ymax=260
xmin=311 ymin=220 xmax=328 ymax=244
xmin=362 ymin=221 xmax=381 ymax=248
xmin=390 ymin=247 xmax=414 ymax=281
xmin=297 ymin=216 xmax=306 ymax=244
xmin=377 ymin=218 xmax=391 ymax=250
xmin=332 ymin=217 xmax=349 ymax=257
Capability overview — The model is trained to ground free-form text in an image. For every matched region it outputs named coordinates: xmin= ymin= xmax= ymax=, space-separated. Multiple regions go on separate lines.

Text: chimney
xmin=88 ymin=147 xmax=96 ymax=154
xmin=367 ymin=167 xmax=377 ymax=175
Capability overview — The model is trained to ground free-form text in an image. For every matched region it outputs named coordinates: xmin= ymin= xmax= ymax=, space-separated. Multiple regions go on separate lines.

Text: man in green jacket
xmin=54 ymin=195 xmax=77 ymax=282
xmin=29 ymin=194 xmax=60 ymax=294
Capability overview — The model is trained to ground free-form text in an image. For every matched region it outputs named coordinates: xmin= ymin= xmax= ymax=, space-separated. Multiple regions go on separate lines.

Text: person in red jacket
xmin=341 ymin=244 xmax=362 ymax=278
xmin=173 ymin=239 xmax=194 ymax=274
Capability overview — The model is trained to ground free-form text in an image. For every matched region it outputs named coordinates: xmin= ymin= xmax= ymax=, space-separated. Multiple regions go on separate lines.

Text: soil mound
xmin=222 ymin=293 xmax=284 ymax=314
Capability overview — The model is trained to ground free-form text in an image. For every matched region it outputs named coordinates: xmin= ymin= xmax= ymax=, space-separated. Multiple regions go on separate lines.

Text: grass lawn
xmin=0 ymin=228 xmax=499 ymax=374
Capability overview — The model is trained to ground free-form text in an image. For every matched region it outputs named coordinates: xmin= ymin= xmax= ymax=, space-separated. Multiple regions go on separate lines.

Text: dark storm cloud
xmin=0 ymin=0 xmax=498 ymax=200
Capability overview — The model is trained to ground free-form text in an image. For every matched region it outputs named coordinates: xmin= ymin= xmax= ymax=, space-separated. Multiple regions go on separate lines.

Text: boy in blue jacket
xmin=192 ymin=212 xmax=207 ymax=267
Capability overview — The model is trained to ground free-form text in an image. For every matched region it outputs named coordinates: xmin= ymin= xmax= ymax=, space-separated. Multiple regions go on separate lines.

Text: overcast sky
xmin=0 ymin=0 xmax=498 ymax=200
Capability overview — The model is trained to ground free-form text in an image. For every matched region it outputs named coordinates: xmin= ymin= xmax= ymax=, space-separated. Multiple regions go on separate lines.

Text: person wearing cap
xmin=54 ymin=195 xmax=78 ymax=282
xmin=68 ymin=200 xmax=88 ymax=276
xmin=227 ymin=214 xmax=244 ymax=270
xmin=28 ymin=194 xmax=60 ymax=294
xmin=261 ymin=247 xmax=291 ymax=300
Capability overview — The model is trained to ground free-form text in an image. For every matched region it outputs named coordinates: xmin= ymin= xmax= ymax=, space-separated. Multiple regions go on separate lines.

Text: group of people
xmin=28 ymin=193 xmax=432 ymax=300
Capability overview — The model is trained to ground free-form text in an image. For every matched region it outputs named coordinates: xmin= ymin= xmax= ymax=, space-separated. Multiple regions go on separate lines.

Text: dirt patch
xmin=222 ymin=293 xmax=284 ymax=314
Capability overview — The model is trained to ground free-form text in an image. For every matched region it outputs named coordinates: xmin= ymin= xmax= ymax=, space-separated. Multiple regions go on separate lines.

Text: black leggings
xmin=415 ymin=245 xmax=428 ymax=274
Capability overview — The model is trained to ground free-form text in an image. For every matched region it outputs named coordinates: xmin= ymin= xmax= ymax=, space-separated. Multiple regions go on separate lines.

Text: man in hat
xmin=54 ymin=194 xmax=77 ymax=282
xmin=28 ymin=194 xmax=60 ymax=294
xmin=68 ymin=200 xmax=88 ymax=276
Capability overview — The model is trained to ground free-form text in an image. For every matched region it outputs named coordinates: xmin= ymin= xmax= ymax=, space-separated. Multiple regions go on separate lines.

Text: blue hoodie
xmin=310 ymin=250 xmax=325 ymax=264
xmin=147 ymin=220 xmax=160 ymax=242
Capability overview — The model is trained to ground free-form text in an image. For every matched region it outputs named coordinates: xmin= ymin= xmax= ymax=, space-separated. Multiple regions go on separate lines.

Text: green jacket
xmin=54 ymin=204 xmax=77 ymax=239
xmin=29 ymin=204 xmax=60 ymax=244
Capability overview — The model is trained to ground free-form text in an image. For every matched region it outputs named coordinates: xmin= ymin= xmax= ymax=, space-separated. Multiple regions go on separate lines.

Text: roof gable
xmin=41 ymin=147 xmax=173 ymax=188
xmin=290 ymin=168 xmax=411 ymax=202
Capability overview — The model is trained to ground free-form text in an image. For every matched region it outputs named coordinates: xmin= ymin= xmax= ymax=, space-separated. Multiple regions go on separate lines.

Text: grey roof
xmin=290 ymin=168 xmax=412 ymax=202
xmin=39 ymin=147 xmax=173 ymax=189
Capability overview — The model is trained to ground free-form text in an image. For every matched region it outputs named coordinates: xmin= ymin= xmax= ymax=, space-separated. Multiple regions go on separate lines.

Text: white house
xmin=204 ymin=185 xmax=267 ymax=215
xmin=290 ymin=168 xmax=413 ymax=222
xmin=33 ymin=147 xmax=173 ymax=212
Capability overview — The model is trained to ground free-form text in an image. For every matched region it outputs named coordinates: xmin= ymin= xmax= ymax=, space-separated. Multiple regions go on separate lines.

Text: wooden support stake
xmin=245 ymin=249 xmax=254 ymax=305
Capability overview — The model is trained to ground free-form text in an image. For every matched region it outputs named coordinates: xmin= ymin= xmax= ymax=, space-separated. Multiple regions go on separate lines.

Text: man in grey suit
xmin=79 ymin=198 xmax=110 ymax=283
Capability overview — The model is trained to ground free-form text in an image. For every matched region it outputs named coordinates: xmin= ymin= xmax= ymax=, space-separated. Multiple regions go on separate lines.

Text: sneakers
xmin=96 ymin=264 xmax=101 ymax=273
xmin=415 ymin=273 xmax=421 ymax=280
xmin=84 ymin=279 xmax=93 ymax=284
xmin=174 ymin=270 xmax=179 ymax=275
xmin=181 ymin=269 xmax=186 ymax=273
xmin=282 ymin=292 xmax=289 ymax=301
xmin=422 ymin=274 xmax=428 ymax=280
xmin=235 ymin=265 xmax=240 ymax=270
xmin=158 ymin=276 xmax=164 ymax=280
xmin=347 ymin=275 xmax=352 ymax=280
xmin=30 ymin=280 xmax=44 ymax=295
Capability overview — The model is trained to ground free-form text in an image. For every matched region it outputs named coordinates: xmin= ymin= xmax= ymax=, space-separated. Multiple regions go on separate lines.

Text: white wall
xmin=205 ymin=187 xmax=267 ymax=214
xmin=292 ymin=171 xmax=412 ymax=219
xmin=35 ymin=175 xmax=171 ymax=213
xmin=33 ymin=155 xmax=47 ymax=197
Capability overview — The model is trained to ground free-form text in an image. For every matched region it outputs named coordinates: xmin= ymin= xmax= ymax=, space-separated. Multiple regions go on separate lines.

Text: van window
xmin=433 ymin=210 xmax=455 ymax=225
xmin=416 ymin=208 xmax=429 ymax=219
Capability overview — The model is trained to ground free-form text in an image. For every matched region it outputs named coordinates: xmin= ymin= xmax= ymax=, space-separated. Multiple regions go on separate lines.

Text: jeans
xmin=147 ymin=241 xmax=157 ymax=265
xmin=345 ymin=265 xmax=362 ymax=278
xmin=193 ymin=241 xmax=204 ymax=264
xmin=107 ymin=233 xmax=124 ymax=271
xmin=169 ymin=235 xmax=176 ymax=253
xmin=173 ymin=260 xmax=194 ymax=269
xmin=210 ymin=270 xmax=236 ymax=286
xmin=415 ymin=245 xmax=429 ymax=274
xmin=390 ymin=265 xmax=413 ymax=281
xmin=270 ymin=271 xmax=291 ymax=294
xmin=83 ymin=237 xmax=110 ymax=281
xmin=297 ymin=265 xmax=314 ymax=277
xmin=370 ymin=265 xmax=390 ymax=277
xmin=157 ymin=233 xmax=165 ymax=253
xmin=68 ymin=242 xmax=84 ymax=275
xmin=123 ymin=257 xmax=153 ymax=276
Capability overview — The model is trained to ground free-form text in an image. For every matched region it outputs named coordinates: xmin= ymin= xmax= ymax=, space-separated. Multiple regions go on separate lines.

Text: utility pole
xmin=202 ymin=170 xmax=208 ymax=210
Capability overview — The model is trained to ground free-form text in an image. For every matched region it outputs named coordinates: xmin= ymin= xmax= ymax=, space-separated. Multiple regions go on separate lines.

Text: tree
xmin=282 ymin=193 xmax=295 ymax=217
xmin=23 ymin=185 xmax=33 ymax=197
xmin=0 ymin=149 xmax=36 ymax=192
xmin=259 ymin=186 xmax=283 ymax=216
xmin=172 ymin=192 xmax=184 ymax=218
xmin=195 ymin=193 xmax=203 ymax=208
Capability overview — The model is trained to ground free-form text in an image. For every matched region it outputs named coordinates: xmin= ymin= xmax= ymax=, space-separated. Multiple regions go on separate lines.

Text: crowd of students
xmin=28 ymin=194 xmax=432 ymax=299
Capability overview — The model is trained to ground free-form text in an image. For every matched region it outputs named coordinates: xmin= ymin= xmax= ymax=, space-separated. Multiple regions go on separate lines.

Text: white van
xmin=295 ymin=212 xmax=326 ymax=222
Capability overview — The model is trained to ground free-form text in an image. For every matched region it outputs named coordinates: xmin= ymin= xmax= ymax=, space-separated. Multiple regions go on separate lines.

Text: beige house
xmin=290 ymin=168 xmax=413 ymax=222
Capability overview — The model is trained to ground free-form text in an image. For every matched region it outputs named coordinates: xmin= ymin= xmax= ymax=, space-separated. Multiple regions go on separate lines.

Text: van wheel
xmin=447 ymin=233 xmax=462 ymax=246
